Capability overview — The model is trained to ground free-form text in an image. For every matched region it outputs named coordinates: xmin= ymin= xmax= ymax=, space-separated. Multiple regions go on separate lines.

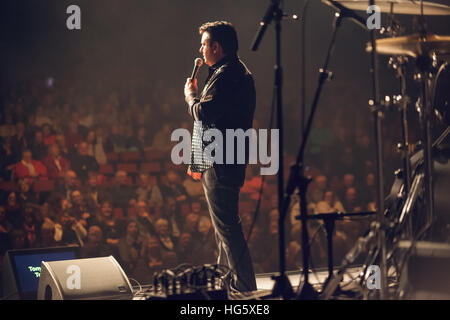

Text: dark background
xmin=1 ymin=0 xmax=449 ymax=156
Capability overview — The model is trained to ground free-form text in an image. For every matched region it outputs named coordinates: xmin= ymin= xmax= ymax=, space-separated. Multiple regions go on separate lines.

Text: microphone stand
xmin=290 ymin=3 xmax=367 ymax=299
xmin=326 ymin=0 xmax=388 ymax=299
xmin=296 ymin=211 xmax=376 ymax=296
xmin=251 ymin=0 xmax=294 ymax=299
xmin=368 ymin=0 xmax=388 ymax=299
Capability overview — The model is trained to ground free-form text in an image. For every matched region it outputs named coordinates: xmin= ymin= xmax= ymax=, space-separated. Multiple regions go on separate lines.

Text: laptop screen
xmin=8 ymin=247 xmax=79 ymax=299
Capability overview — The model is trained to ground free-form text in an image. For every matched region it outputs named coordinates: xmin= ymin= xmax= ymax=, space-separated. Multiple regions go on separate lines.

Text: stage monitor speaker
xmin=37 ymin=256 xmax=133 ymax=300
xmin=398 ymin=241 xmax=450 ymax=299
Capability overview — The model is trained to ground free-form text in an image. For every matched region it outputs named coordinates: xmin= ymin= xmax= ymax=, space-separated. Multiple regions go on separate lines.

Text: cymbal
xmin=322 ymin=0 xmax=450 ymax=15
xmin=366 ymin=34 xmax=450 ymax=57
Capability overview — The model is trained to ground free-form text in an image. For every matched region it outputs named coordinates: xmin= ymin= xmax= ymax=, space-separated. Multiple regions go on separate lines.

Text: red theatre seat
xmin=99 ymin=164 xmax=115 ymax=175
xmin=144 ymin=148 xmax=167 ymax=162
xmin=33 ymin=180 xmax=55 ymax=193
xmin=0 ymin=181 xmax=17 ymax=192
xmin=140 ymin=162 xmax=162 ymax=174
xmin=127 ymin=207 xmax=137 ymax=217
xmin=117 ymin=163 xmax=138 ymax=174
xmin=181 ymin=204 xmax=191 ymax=216
xmin=106 ymin=152 xmax=119 ymax=163
xmin=113 ymin=208 xmax=124 ymax=219
xmin=120 ymin=151 xmax=142 ymax=163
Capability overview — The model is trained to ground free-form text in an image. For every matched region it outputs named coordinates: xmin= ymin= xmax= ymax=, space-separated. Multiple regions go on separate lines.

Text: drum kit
xmin=318 ymin=0 xmax=450 ymax=299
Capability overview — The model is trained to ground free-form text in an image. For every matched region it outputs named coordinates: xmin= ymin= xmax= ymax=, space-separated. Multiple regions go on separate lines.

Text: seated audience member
xmin=33 ymin=105 xmax=53 ymax=128
xmin=309 ymin=175 xmax=328 ymax=204
xmin=110 ymin=170 xmax=136 ymax=210
xmin=9 ymin=229 xmax=27 ymax=250
xmin=68 ymin=189 xmax=97 ymax=228
xmin=59 ymin=212 xmax=87 ymax=246
xmin=342 ymin=187 xmax=362 ymax=213
xmin=65 ymin=120 xmax=83 ymax=150
xmin=55 ymin=133 xmax=70 ymax=157
xmin=118 ymin=220 xmax=145 ymax=277
xmin=5 ymin=192 xmax=23 ymax=229
xmin=14 ymin=149 xmax=48 ymax=180
xmin=81 ymin=225 xmax=114 ymax=258
xmin=154 ymin=218 xmax=176 ymax=253
xmin=314 ymin=190 xmax=345 ymax=214
xmin=260 ymin=218 xmax=280 ymax=272
xmin=139 ymin=236 xmax=168 ymax=283
xmin=286 ymin=240 xmax=303 ymax=270
xmin=338 ymin=173 xmax=356 ymax=201
xmin=39 ymin=220 xmax=57 ymax=248
xmin=39 ymin=200 xmax=59 ymax=224
xmin=82 ymin=171 xmax=108 ymax=208
xmin=97 ymin=200 xmax=124 ymax=247
xmin=0 ymin=112 xmax=16 ymax=138
xmin=105 ymin=124 xmax=127 ymax=153
xmin=0 ymin=136 xmax=18 ymax=180
xmin=17 ymin=178 xmax=38 ymax=206
xmin=30 ymin=130 xmax=47 ymax=160
xmin=182 ymin=175 xmax=204 ymax=198
xmin=152 ymin=225 xmax=178 ymax=268
xmin=11 ymin=122 xmax=30 ymax=158
xmin=160 ymin=197 xmax=182 ymax=239
xmin=152 ymin=123 xmax=172 ymax=151
xmin=55 ymin=170 xmax=79 ymax=203
xmin=361 ymin=172 xmax=376 ymax=207
xmin=188 ymin=199 xmax=206 ymax=217
xmin=336 ymin=147 xmax=358 ymax=177
xmin=23 ymin=207 xmax=40 ymax=248
xmin=86 ymin=129 xmax=107 ymax=165
xmin=176 ymin=233 xmax=198 ymax=265
xmin=288 ymin=195 xmax=316 ymax=232
xmin=247 ymin=225 xmax=266 ymax=273
xmin=128 ymin=126 xmax=151 ymax=151
xmin=69 ymin=141 xmax=99 ymax=183
xmin=0 ymin=205 xmax=13 ymax=253
xmin=183 ymin=213 xmax=201 ymax=243
xmin=43 ymin=144 xmax=70 ymax=180
xmin=136 ymin=172 xmax=163 ymax=210
xmin=240 ymin=166 xmax=264 ymax=200
xmin=135 ymin=201 xmax=158 ymax=237
xmin=197 ymin=216 xmax=216 ymax=264
xmin=160 ymin=170 xmax=188 ymax=203
xmin=78 ymin=104 xmax=94 ymax=128
xmin=239 ymin=211 xmax=253 ymax=239
xmin=343 ymin=173 xmax=356 ymax=189
xmin=42 ymin=123 xmax=56 ymax=146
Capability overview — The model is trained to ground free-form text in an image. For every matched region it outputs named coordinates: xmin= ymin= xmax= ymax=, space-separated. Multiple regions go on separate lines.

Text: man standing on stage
xmin=184 ymin=21 xmax=257 ymax=292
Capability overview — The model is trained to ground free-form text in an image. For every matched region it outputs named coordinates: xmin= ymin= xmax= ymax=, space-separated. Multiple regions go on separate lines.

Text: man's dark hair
xmin=199 ymin=21 xmax=238 ymax=55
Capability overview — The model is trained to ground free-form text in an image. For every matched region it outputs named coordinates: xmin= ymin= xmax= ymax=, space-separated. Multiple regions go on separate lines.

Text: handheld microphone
xmin=191 ymin=58 xmax=204 ymax=80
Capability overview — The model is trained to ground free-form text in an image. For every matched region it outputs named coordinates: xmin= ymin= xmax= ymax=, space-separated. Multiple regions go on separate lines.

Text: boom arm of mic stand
xmin=251 ymin=0 xmax=280 ymax=51
xmin=323 ymin=0 xmax=368 ymax=30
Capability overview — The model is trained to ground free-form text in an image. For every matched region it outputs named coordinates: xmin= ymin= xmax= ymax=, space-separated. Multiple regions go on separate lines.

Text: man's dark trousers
xmin=202 ymin=167 xmax=257 ymax=292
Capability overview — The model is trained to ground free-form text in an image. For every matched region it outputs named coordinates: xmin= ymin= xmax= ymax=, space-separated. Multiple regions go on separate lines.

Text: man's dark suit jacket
xmin=186 ymin=54 xmax=256 ymax=187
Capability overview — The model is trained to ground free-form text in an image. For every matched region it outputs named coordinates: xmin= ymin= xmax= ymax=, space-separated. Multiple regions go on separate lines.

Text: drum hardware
xmin=323 ymin=0 xmax=450 ymax=299
xmin=388 ymin=54 xmax=413 ymax=233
